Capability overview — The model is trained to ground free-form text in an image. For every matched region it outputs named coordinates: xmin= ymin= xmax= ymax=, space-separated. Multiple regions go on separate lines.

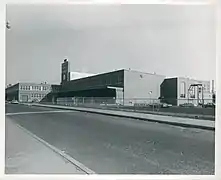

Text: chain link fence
xmin=39 ymin=97 xmax=215 ymax=118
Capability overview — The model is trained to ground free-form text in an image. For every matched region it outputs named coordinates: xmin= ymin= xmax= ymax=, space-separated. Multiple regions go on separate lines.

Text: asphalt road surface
xmin=5 ymin=104 xmax=215 ymax=174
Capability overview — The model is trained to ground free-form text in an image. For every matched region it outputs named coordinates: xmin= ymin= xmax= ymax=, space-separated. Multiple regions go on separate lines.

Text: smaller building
xmin=160 ymin=77 xmax=213 ymax=106
xmin=5 ymin=82 xmax=60 ymax=103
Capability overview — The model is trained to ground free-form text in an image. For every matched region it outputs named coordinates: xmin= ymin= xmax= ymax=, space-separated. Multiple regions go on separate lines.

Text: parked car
xmin=11 ymin=100 xmax=19 ymax=104
xmin=161 ymin=103 xmax=172 ymax=108
xmin=147 ymin=103 xmax=160 ymax=108
xmin=179 ymin=103 xmax=196 ymax=107
xmin=147 ymin=102 xmax=172 ymax=108
xmin=204 ymin=103 xmax=215 ymax=108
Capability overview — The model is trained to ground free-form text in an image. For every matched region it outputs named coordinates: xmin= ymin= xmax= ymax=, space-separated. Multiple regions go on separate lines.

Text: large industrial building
xmin=56 ymin=59 xmax=165 ymax=105
xmin=6 ymin=59 xmax=214 ymax=106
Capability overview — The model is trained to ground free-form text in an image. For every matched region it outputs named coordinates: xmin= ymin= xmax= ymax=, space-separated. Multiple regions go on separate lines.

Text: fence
xmin=40 ymin=97 xmax=215 ymax=117
xmin=55 ymin=97 xmax=213 ymax=106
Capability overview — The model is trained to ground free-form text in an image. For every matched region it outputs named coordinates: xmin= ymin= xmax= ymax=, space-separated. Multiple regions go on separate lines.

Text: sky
xmin=6 ymin=4 xmax=215 ymax=85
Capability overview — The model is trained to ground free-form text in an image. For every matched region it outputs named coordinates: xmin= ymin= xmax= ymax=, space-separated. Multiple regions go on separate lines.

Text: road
xmin=5 ymin=104 xmax=215 ymax=174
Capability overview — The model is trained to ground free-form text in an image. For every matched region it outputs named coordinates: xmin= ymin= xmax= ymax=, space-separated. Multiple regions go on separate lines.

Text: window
xmin=180 ymin=82 xmax=186 ymax=98
xmin=180 ymin=94 xmax=185 ymax=98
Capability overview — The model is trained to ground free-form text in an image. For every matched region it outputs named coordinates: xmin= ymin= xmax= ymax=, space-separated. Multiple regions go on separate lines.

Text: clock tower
xmin=61 ymin=59 xmax=70 ymax=84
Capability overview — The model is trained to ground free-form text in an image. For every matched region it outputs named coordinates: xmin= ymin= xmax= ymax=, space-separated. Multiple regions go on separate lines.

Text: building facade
xmin=55 ymin=60 xmax=165 ymax=106
xmin=124 ymin=70 xmax=165 ymax=105
xmin=160 ymin=77 xmax=213 ymax=106
xmin=6 ymin=82 xmax=55 ymax=102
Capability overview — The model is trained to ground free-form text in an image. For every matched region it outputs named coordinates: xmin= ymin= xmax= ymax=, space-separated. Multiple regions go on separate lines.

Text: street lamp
xmin=149 ymin=91 xmax=152 ymax=102
xmin=149 ymin=91 xmax=154 ymax=111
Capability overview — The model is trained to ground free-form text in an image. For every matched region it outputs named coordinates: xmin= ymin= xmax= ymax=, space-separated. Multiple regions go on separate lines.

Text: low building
xmin=160 ymin=77 xmax=213 ymax=106
xmin=5 ymin=82 xmax=59 ymax=103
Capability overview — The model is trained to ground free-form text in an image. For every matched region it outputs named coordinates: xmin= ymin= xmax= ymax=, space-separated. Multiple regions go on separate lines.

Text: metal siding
xmin=160 ymin=78 xmax=178 ymax=105
xmin=61 ymin=70 xmax=124 ymax=92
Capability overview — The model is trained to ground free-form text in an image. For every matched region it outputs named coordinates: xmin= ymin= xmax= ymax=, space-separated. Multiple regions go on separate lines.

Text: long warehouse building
xmin=56 ymin=59 xmax=165 ymax=105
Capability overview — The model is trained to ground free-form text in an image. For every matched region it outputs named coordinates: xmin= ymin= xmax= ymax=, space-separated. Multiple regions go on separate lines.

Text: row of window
xmin=31 ymin=94 xmax=46 ymax=98
xmin=20 ymin=85 xmax=50 ymax=91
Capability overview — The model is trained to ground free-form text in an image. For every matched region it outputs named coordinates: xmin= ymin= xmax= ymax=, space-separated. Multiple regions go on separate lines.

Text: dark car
xmin=204 ymin=103 xmax=215 ymax=108
xmin=179 ymin=103 xmax=196 ymax=107
xmin=147 ymin=103 xmax=161 ymax=108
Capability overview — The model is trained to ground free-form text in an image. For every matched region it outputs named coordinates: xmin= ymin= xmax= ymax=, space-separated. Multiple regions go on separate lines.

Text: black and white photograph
xmin=5 ymin=3 xmax=216 ymax=175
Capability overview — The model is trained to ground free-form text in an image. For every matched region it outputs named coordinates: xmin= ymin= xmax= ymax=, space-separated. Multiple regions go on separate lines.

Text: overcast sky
xmin=6 ymin=4 xmax=215 ymax=85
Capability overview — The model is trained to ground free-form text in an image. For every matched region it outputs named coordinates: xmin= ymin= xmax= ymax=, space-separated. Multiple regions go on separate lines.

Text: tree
xmin=6 ymin=21 xmax=11 ymax=29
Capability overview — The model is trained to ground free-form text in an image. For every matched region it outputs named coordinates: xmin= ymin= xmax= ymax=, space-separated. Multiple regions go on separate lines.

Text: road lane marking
xmin=11 ymin=120 xmax=96 ymax=174
xmin=5 ymin=110 xmax=74 ymax=116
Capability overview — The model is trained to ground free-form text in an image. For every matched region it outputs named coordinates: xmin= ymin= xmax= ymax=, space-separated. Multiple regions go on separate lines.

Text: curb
xmin=79 ymin=106 xmax=215 ymax=121
xmin=31 ymin=104 xmax=215 ymax=131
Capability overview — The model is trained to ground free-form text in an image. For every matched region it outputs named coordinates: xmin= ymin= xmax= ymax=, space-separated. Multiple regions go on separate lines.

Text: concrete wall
xmin=123 ymin=70 xmax=165 ymax=105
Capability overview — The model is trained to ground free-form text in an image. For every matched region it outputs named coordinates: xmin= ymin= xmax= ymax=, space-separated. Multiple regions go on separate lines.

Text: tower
xmin=61 ymin=59 xmax=70 ymax=84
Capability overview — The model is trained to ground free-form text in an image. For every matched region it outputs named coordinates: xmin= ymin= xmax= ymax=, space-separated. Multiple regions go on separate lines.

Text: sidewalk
xmin=5 ymin=117 xmax=86 ymax=174
xmin=33 ymin=103 xmax=215 ymax=130
xmin=78 ymin=105 xmax=215 ymax=121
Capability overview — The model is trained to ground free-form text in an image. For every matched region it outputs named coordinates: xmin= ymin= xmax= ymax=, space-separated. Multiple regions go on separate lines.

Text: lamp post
xmin=149 ymin=91 xmax=153 ymax=111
